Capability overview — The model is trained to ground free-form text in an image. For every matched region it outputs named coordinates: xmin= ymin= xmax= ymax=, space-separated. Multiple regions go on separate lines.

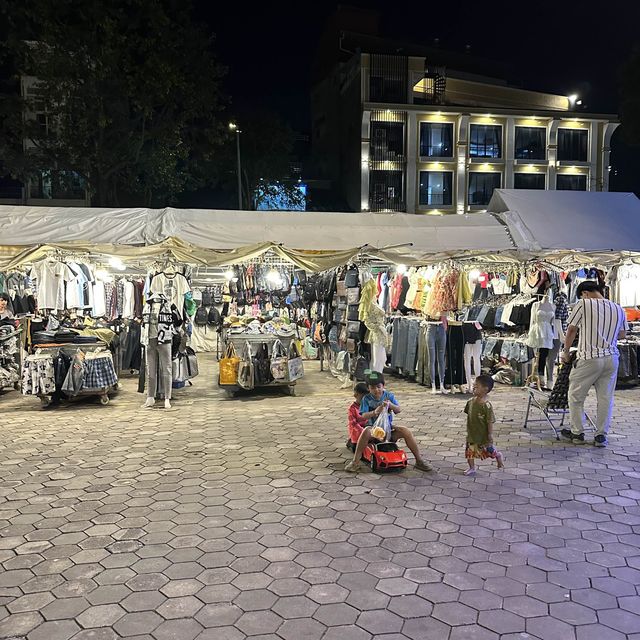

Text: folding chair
xmin=523 ymin=357 xmax=596 ymax=440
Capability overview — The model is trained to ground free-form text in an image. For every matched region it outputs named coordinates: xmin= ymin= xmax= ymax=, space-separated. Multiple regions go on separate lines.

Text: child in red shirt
xmin=347 ymin=383 xmax=369 ymax=451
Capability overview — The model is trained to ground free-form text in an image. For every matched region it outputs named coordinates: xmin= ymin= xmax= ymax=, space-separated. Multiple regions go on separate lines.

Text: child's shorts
xmin=465 ymin=443 xmax=500 ymax=460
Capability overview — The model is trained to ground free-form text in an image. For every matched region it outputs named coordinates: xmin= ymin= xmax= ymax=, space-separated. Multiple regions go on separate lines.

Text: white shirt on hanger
xmin=150 ymin=273 xmax=191 ymax=316
xmin=31 ymin=260 xmax=74 ymax=311
xmin=122 ymin=280 xmax=136 ymax=319
xmin=92 ymin=281 xmax=107 ymax=318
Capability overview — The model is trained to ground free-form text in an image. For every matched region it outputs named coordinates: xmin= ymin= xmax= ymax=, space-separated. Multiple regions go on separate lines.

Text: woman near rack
xmin=0 ymin=293 xmax=14 ymax=322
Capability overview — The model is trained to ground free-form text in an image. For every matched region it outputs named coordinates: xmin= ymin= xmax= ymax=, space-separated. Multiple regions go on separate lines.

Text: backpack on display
xmin=194 ymin=306 xmax=208 ymax=326
xmin=208 ymin=306 xmax=221 ymax=326
xmin=201 ymin=288 xmax=213 ymax=306
xmin=344 ymin=266 xmax=359 ymax=288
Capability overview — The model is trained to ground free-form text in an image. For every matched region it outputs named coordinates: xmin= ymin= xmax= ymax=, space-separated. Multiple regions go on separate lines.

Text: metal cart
xmin=25 ymin=343 xmax=118 ymax=408
xmin=218 ymin=331 xmax=298 ymax=398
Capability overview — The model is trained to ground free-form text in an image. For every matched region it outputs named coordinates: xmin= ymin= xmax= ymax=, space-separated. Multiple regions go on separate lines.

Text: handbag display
xmin=347 ymin=320 xmax=361 ymax=336
xmin=238 ymin=342 xmax=255 ymax=390
xmin=219 ymin=342 xmax=240 ymax=385
xmin=347 ymin=305 xmax=360 ymax=321
xmin=270 ymin=339 xmax=289 ymax=380
xmin=287 ymin=342 xmax=304 ymax=381
xmin=173 ymin=347 xmax=199 ymax=382
xmin=253 ymin=342 xmax=273 ymax=385
xmin=347 ymin=288 xmax=360 ymax=304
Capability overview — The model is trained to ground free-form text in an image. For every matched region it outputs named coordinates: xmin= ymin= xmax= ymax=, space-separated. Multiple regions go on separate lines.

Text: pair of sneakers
xmin=561 ymin=429 xmax=607 ymax=447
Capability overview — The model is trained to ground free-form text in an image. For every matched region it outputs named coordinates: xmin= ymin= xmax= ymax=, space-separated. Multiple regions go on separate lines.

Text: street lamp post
xmin=229 ymin=122 xmax=242 ymax=210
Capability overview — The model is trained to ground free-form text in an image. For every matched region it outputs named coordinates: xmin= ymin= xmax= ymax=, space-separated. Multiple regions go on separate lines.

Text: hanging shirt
xmin=31 ymin=260 xmax=73 ymax=311
xmin=92 ymin=281 xmax=107 ymax=318
xmin=150 ymin=273 xmax=191 ymax=318
xmin=122 ymin=281 xmax=136 ymax=319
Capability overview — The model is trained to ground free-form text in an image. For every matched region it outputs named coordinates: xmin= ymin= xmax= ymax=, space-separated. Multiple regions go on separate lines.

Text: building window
xmin=514 ymin=127 xmax=546 ymax=160
xmin=469 ymin=125 xmax=502 ymax=158
xmin=514 ymin=173 xmax=545 ymax=189
xmin=29 ymin=170 xmax=86 ymax=200
xmin=369 ymin=170 xmax=405 ymax=212
xmin=419 ymin=171 xmax=453 ymax=206
xmin=419 ymin=122 xmax=453 ymax=157
xmin=370 ymin=121 xmax=405 ymax=160
xmin=468 ymin=172 xmax=501 ymax=206
xmin=556 ymin=174 xmax=587 ymax=191
xmin=558 ymin=129 xmax=588 ymax=161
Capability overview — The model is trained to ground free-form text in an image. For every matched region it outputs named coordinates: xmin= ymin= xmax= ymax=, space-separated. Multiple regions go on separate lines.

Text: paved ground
xmin=1 ymin=353 xmax=640 ymax=640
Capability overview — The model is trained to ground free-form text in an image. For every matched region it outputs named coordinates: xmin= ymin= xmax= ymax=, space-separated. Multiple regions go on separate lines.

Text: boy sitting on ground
xmin=345 ymin=372 xmax=433 ymax=473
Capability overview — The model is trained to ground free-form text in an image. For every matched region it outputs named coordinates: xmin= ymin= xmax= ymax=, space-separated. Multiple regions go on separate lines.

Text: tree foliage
xmin=221 ymin=110 xmax=305 ymax=210
xmin=0 ymin=0 xmax=226 ymax=206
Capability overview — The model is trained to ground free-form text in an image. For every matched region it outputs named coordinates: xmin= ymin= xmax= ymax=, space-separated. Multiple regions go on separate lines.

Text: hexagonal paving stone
xmin=114 ymin=611 xmax=164 ymax=637
xmin=356 ymin=610 xmax=403 ymax=635
xmin=272 ymin=595 xmax=319 ymax=619
xmin=28 ymin=619 xmax=81 ymax=640
xmin=278 ymin=618 xmax=326 ymax=640
xmin=235 ymin=610 xmax=284 ymax=635
xmin=195 ymin=603 xmax=243 ymax=628
xmin=121 ymin=590 xmax=167 ymax=612
xmin=0 ymin=611 xmax=43 ymax=637
xmin=76 ymin=603 xmax=126 ymax=628
xmin=432 ymin=601 xmax=478 ymax=626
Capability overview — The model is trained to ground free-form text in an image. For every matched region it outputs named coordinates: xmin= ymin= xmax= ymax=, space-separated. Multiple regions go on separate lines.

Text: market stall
xmin=1 ymin=192 xmax=639 ymax=404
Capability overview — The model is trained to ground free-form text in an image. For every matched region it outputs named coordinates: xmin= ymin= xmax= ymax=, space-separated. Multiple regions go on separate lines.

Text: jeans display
xmin=445 ymin=324 xmax=466 ymax=386
xmin=426 ymin=323 xmax=446 ymax=386
xmin=146 ymin=338 xmax=173 ymax=401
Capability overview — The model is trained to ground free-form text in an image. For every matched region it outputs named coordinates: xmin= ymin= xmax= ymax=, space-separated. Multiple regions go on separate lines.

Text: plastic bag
xmin=372 ymin=404 xmax=391 ymax=441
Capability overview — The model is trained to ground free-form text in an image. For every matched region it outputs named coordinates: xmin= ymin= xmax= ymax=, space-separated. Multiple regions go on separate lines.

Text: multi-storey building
xmin=0 ymin=75 xmax=89 ymax=206
xmin=311 ymin=23 xmax=618 ymax=214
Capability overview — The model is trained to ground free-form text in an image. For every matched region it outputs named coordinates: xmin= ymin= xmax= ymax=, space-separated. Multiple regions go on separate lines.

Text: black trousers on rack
xmin=445 ymin=325 xmax=466 ymax=387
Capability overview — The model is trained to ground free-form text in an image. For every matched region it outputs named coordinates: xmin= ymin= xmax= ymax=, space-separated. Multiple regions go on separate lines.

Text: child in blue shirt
xmin=345 ymin=371 xmax=433 ymax=473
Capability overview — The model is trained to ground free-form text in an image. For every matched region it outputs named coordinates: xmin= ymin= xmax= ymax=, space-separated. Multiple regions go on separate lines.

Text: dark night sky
xmin=196 ymin=0 xmax=640 ymax=192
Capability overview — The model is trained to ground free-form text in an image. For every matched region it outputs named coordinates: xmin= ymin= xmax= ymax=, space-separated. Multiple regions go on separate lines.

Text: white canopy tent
xmin=0 ymin=205 xmax=515 ymax=255
xmin=488 ymin=190 xmax=640 ymax=253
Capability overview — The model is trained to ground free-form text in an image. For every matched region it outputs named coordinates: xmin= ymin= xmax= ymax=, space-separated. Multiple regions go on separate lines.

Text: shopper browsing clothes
xmin=345 ymin=372 xmax=433 ymax=473
xmin=562 ymin=281 xmax=628 ymax=447
xmin=0 ymin=293 xmax=13 ymax=321
xmin=464 ymin=375 xmax=504 ymax=476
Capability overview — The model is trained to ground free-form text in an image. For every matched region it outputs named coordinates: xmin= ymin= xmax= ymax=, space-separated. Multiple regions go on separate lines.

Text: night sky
xmin=197 ymin=0 xmax=640 ymax=192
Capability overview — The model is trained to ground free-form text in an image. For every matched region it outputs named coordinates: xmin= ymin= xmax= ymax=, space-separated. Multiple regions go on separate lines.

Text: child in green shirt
xmin=464 ymin=375 xmax=504 ymax=476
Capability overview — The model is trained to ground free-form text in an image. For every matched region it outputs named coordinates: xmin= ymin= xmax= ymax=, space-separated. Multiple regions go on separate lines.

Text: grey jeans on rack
xmin=426 ymin=323 xmax=446 ymax=385
xmin=147 ymin=338 xmax=172 ymax=400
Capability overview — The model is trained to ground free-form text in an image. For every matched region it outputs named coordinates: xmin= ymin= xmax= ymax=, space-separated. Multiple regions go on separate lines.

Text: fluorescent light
xmin=396 ymin=264 xmax=407 ymax=275
xmin=108 ymin=257 xmax=125 ymax=271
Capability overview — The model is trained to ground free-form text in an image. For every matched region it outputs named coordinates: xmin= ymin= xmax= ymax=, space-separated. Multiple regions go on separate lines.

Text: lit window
xmin=419 ymin=122 xmax=453 ymax=157
xmin=469 ymin=125 xmax=502 ymax=158
xmin=514 ymin=127 xmax=546 ymax=160
xmin=514 ymin=173 xmax=545 ymax=189
xmin=419 ymin=171 xmax=453 ymax=206
xmin=557 ymin=174 xmax=587 ymax=191
xmin=468 ymin=172 xmax=501 ymax=205
xmin=558 ymin=129 xmax=588 ymax=161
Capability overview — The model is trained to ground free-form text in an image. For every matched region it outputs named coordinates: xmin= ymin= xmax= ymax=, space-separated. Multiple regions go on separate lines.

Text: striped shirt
xmin=567 ymin=299 xmax=628 ymax=360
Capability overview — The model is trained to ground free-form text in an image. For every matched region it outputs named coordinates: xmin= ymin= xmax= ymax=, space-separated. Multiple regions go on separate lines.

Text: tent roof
xmin=488 ymin=190 xmax=640 ymax=253
xmin=0 ymin=205 xmax=514 ymax=254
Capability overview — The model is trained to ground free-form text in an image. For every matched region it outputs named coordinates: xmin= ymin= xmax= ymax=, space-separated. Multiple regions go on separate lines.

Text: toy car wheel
xmin=225 ymin=389 xmax=236 ymax=399
xmin=370 ymin=455 xmax=378 ymax=473
xmin=100 ymin=395 xmax=109 ymax=405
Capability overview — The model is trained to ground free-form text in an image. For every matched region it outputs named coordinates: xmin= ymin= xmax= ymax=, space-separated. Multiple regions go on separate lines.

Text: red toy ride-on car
xmin=362 ymin=441 xmax=408 ymax=472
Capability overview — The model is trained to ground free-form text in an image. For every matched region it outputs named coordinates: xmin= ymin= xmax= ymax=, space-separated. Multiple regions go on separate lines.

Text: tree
xmin=620 ymin=45 xmax=640 ymax=146
xmin=222 ymin=110 xmax=305 ymax=210
xmin=0 ymin=0 xmax=226 ymax=206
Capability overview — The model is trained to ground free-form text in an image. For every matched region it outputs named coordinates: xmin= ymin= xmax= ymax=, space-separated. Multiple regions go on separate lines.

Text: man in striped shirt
xmin=561 ymin=281 xmax=628 ymax=447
